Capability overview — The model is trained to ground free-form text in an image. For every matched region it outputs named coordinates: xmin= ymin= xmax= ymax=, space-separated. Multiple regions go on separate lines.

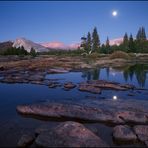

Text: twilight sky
xmin=0 ymin=1 xmax=148 ymax=44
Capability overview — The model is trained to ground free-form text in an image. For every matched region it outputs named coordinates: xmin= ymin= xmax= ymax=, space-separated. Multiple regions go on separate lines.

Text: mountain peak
xmin=13 ymin=37 xmax=49 ymax=52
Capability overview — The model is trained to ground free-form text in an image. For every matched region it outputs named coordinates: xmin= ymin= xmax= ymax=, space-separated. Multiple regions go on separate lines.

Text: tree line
xmin=1 ymin=46 xmax=37 ymax=57
xmin=80 ymin=26 xmax=148 ymax=54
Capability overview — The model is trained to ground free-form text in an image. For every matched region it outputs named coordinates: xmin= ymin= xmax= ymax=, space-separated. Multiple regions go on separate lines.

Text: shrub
xmin=87 ymin=52 xmax=100 ymax=59
xmin=109 ymin=51 xmax=130 ymax=59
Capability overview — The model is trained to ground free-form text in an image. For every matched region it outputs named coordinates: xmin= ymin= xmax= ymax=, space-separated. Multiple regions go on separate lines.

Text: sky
xmin=0 ymin=1 xmax=148 ymax=44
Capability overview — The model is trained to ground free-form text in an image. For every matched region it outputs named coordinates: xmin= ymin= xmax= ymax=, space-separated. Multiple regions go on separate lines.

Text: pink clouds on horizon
xmin=109 ymin=37 xmax=123 ymax=46
xmin=40 ymin=41 xmax=80 ymax=50
xmin=40 ymin=37 xmax=124 ymax=50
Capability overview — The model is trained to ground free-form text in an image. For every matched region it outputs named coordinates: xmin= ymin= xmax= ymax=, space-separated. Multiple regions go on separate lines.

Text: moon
xmin=112 ymin=10 xmax=118 ymax=17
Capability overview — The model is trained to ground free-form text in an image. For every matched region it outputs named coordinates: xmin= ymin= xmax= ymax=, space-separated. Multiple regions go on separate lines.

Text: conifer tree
xmin=92 ymin=27 xmax=100 ymax=52
xmin=129 ymin=34 xmax=135 ymax=52
xmin=86 ymin=32 xmax=92 ymax=54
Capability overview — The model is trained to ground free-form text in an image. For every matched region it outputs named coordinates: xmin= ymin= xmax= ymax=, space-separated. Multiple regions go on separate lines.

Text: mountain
xmin=109 ymin=38 xmax=123 ymax=46
xmin=40 ymin=41 xmax=80 ymax=50
xmin=13 ymin=38 xmax=49 ymax=52
xmin=0 ymin=41 xmax=13 ymax=53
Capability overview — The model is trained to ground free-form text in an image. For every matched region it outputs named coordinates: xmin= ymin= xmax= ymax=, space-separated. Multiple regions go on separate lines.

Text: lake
xmin=0 ymin=63 xmax=148 ymax=147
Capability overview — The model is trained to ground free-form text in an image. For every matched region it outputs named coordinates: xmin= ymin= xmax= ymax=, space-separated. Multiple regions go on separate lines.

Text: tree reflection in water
xmin=81 ymin=64 xmax=148 ymax=88
xmin=81 ymin=68 xmax=100 ymax=81
xmin=123 ymin=64 xmax=148 ymax=87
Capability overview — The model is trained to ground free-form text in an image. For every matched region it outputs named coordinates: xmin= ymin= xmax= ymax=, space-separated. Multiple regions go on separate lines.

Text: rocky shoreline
xmin=16 ymin=99 xmax=148 ymax=147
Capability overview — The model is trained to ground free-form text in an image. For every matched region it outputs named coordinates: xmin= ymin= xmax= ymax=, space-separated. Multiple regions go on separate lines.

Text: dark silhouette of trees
xmin=30 ymin=48 xmax=36 ymax=57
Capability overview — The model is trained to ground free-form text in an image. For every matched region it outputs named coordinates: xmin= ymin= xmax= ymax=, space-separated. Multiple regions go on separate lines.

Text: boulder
xmin=17 ymin=133 xmax=35 ymax=147
xmin=134 ymin=125 xmax=148 ymax=143
xmin=35 ymin=121 xmax=108 ymax=147
xmin=35 ymin=123 xmax=59 ymax=135
xmin=113 ymin=125 xmax=137 ymax=143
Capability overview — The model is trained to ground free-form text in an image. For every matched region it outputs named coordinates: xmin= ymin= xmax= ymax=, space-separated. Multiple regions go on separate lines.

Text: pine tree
xmin=122 ymin=33 xmax=129 ymax=52
xmin=136 ymin=27 xmax=146 ymax=41
xmin=106 ymin=37 xmax=110 ymax=47
xmin=136 ymin=27 xmax=141 ymax=40
xmin=141 ymin=27 xmax=146 ymax=40
xmin=86 ymin=32 xmax=92 ymax=54
xmin=105 ymin=37 xmax=110 ymax=54
xmin=30 ymin=48 xmax=36 ymax=57
xmin=123 ymin=33 xmax=128 ymax=44
xmin=80 ymin=36 xmax=87 ymax=51
xmin=92 ymin=27 xmax=100 ymax=52
xmin=129 ymin=34 xmax=135 ymax=52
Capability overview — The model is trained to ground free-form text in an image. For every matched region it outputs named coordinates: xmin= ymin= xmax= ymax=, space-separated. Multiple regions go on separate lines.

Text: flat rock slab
xmin=116 ymin=111 xmax=148 ymax=124
xmin=79 ymin=80 xmax=134 ymax=91
xmin=16 ymin=102 xmax=120 ymax=124
xmin=134 ymin=125 xmax=148 ymax=143
xmin=35 ymin=121 xmax=108 ymax=147
xmin=113 ymin=125 xmax=137 ymax=143
xmin=79 ymin=85 xmax=101 ymax=94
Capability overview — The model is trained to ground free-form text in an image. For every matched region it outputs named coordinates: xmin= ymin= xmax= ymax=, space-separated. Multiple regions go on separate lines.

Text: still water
xmin=0 ymin=64 xmax=148 ymax=146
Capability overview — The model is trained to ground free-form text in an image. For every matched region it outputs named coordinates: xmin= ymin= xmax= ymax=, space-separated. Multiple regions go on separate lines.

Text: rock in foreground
xmin=113 ymin=125 xmax=137 ymax=143
xmin=134 ymin=125 xmax=148 ymax=145
xmin=35 ymin=121 xmax=108 ymax=147
xmin=17 ymin=133 xmax=35 ymax=147
xmin=16 ymin=102 xmax=116 ymax=123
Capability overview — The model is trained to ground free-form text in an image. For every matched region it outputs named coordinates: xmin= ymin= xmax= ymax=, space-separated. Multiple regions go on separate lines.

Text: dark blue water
xmin=0 ymin=64 xmax=148 ymax=146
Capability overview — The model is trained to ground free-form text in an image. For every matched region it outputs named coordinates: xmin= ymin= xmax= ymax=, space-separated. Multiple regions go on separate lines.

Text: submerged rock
xmin=17 ymin=133 xmax=35 ymax=147
xmin=35 ymin=121 xmax=108 ymax=147
xmin=113 ymin=125 xmax=137 ymax=143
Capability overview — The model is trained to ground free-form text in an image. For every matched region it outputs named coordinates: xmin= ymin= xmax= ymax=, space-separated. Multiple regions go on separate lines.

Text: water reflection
xmin=123 ymin=64 xmax=148 ymax=87
xmin=82 ymin=69 xmax=100 ymax=80
xmin=113 ymin=95 xmax=118 ymax=100
xmin=81 ymin=64 xmax=148 ymax=88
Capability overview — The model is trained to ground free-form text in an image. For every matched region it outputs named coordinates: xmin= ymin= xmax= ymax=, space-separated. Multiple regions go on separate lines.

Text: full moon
xmin=112 ymin=11 xmax=118 ymax=16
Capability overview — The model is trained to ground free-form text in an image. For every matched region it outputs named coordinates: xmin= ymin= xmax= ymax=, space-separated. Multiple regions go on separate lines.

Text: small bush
xmin=128 ymin=53 xmax=137 ymax=58
xmin=109 ymin=51 xmax=130 ymax=59
xmin=87 ymin=52 xmax=99 ymax=59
